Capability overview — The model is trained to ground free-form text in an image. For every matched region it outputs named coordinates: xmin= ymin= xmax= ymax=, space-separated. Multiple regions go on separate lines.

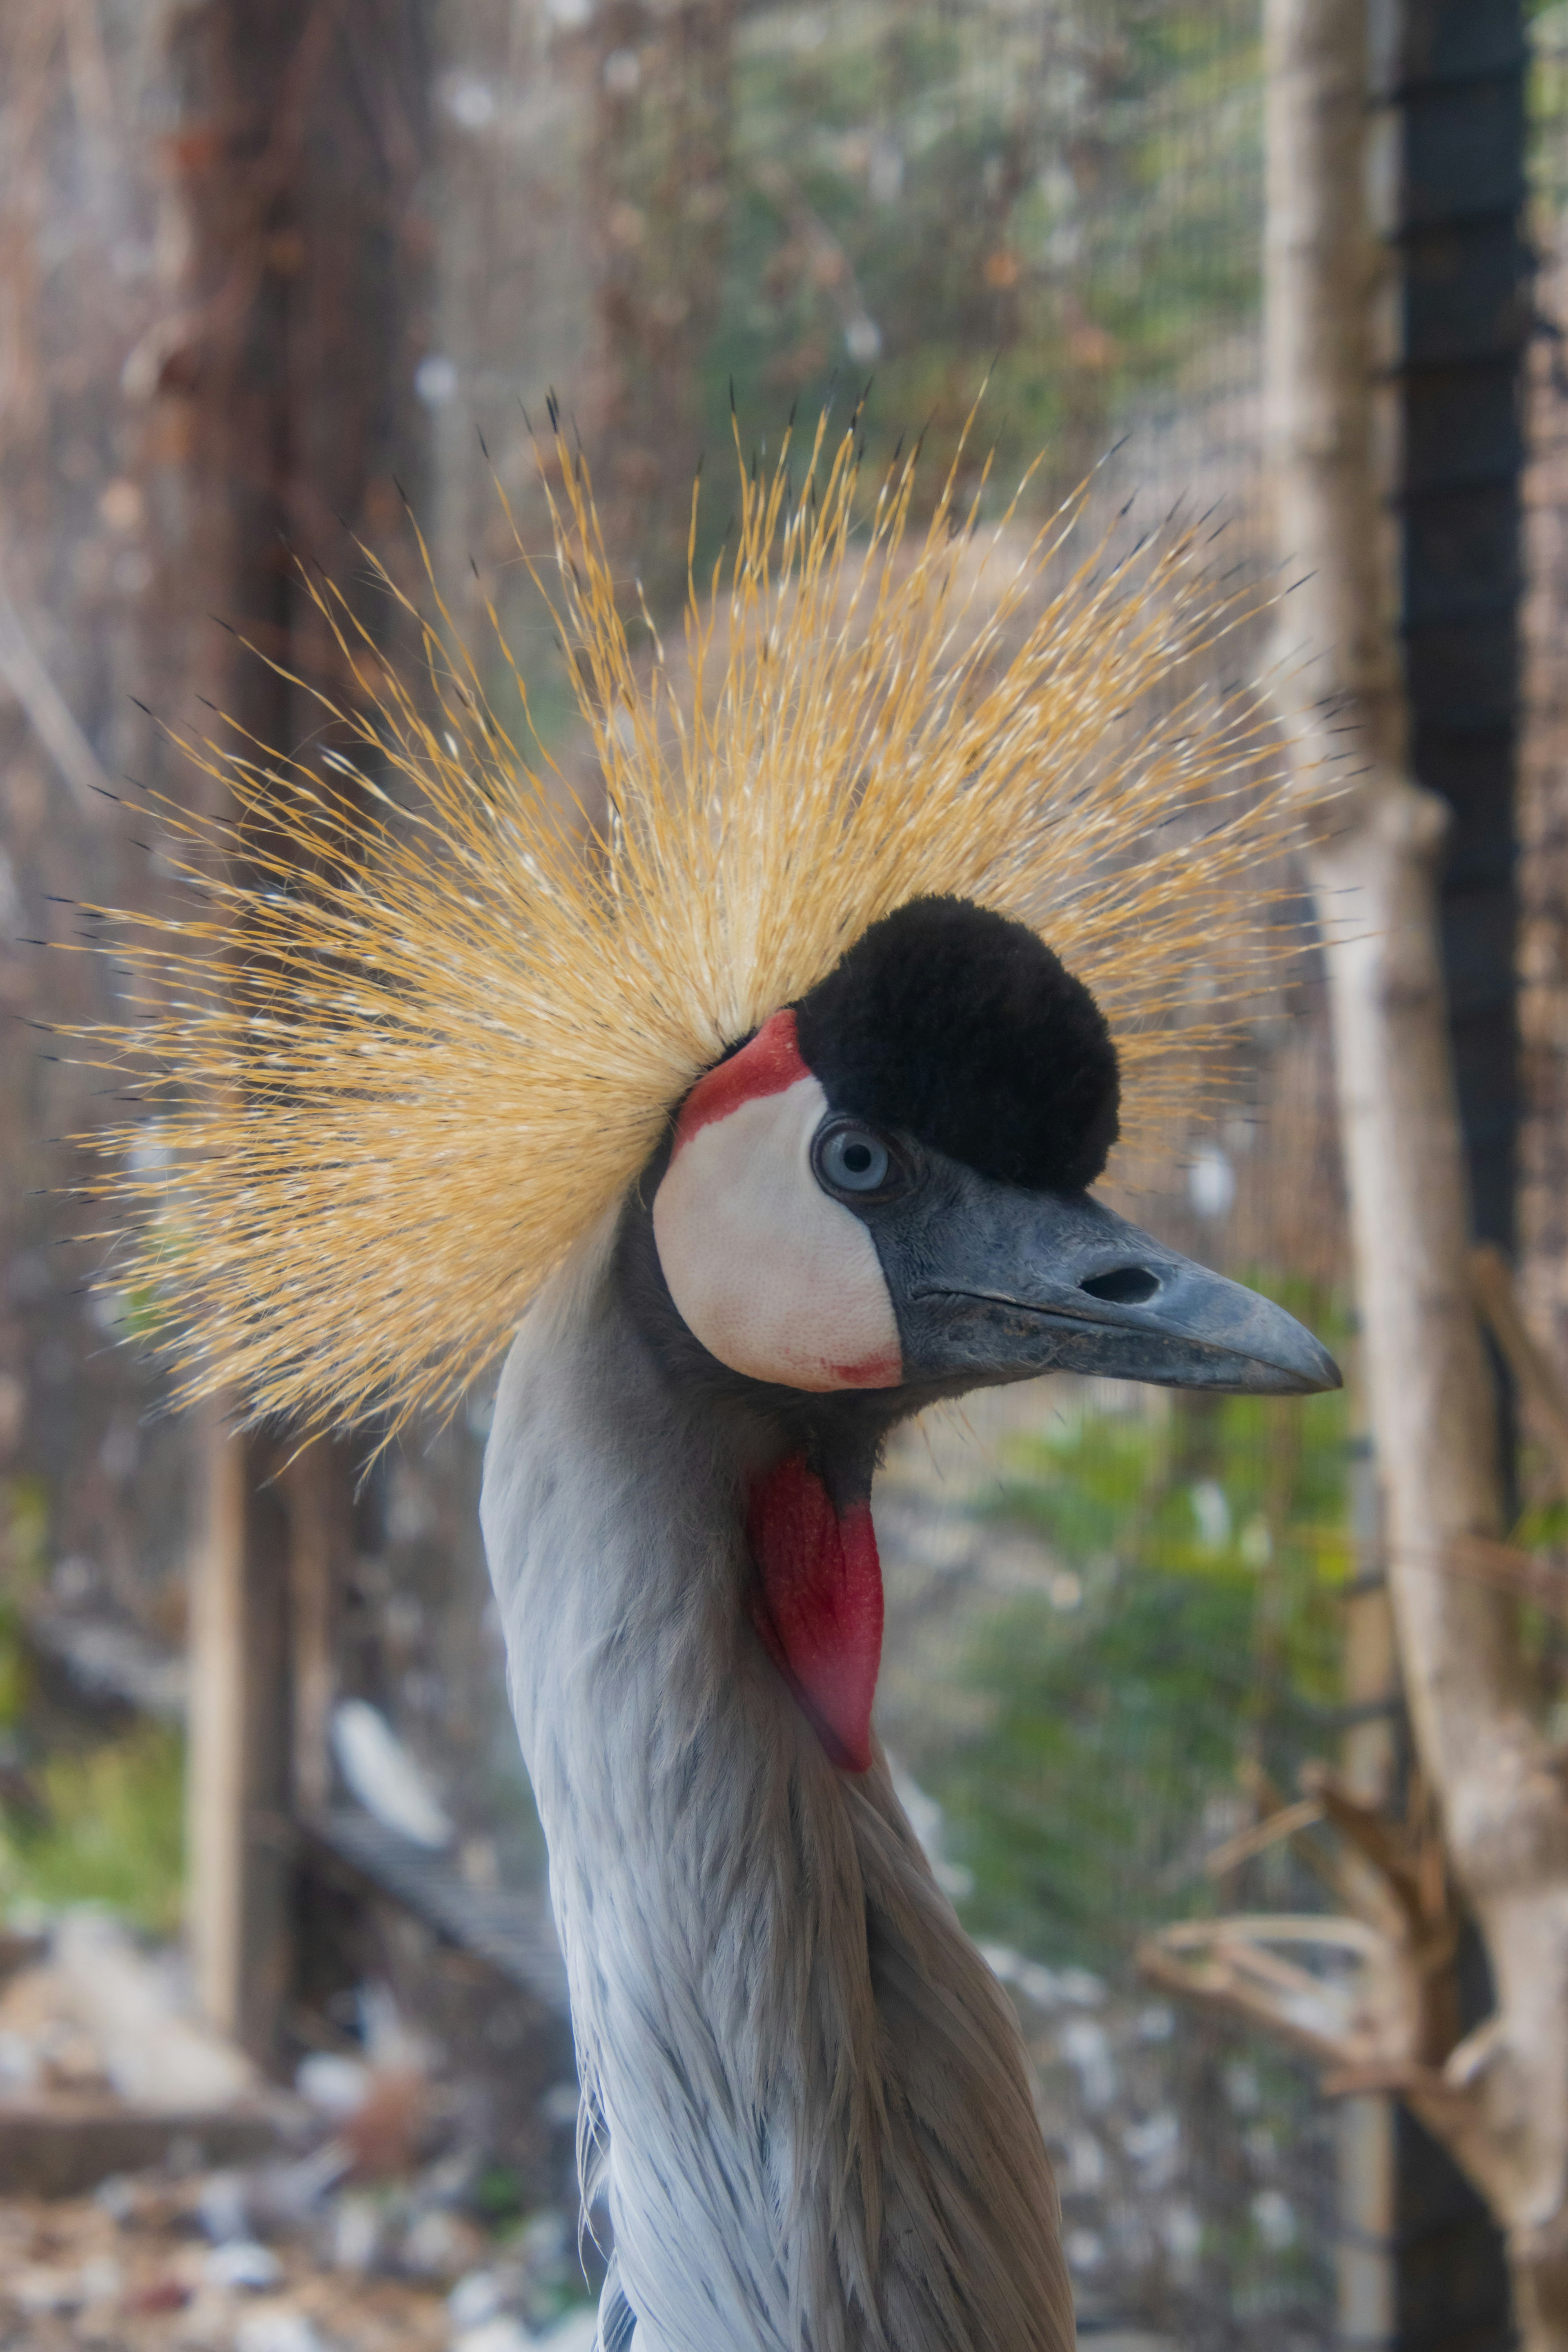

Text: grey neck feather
xmin=481 ymin=1214 xmax=1076 ymax=2352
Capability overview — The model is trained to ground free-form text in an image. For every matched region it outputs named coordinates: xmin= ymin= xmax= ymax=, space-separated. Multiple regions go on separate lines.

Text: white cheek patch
xmin=653 ymin=1074 xmax=902 ymax=1390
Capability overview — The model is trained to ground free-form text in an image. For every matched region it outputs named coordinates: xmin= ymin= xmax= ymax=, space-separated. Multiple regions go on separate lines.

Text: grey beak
xmin=886 ymin=1178 xmax=1341 ymax=1397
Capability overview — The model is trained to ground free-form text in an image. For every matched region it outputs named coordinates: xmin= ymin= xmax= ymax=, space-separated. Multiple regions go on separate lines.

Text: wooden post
xmin=185 ymin=1414 xmax=293 ymax=2060
xmin=186 ymin=1406 xmax=248 ymax=2040
xmin=281 ymin=1441 xmax=342 ymax=1823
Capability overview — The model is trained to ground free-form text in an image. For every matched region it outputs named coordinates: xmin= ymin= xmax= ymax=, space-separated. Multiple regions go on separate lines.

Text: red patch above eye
xmin=746 ymin=1452 xmax=883 ymax=1773
xmin=673 ymin=1009 xmax=811 ymax=1152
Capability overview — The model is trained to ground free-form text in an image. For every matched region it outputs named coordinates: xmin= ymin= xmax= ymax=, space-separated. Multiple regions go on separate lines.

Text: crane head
xmin=650 ymin=895 xmax=1341 ymax=1408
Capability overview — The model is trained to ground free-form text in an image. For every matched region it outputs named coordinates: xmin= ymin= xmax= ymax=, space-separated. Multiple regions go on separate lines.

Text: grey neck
xmin=481 ymin=1216 xmax=1075 ymax=2352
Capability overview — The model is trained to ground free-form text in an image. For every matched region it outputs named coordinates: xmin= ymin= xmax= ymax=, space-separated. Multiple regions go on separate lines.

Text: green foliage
xmin=937 ymin=1559 xmax=1257 ymax=1963
xmin=1515 ymin=1491 xmax=1568 ymax=1552
xmin=0 ymin=1470 xmax=185 ymax=1936
xmin=920 ymin=1295 xmax=1351 ymax=1970
xmin=0 ymin=1606 xmax=27 ymax=1734
xmin=470 ymin=2163 xmax=526 ymax=2224
xmin=707 ymin=0 xmax=1262 ymax=514
xmin=0 ymin=1724 xmax=185 ymax=1936
xmin=0 ymin=1478 xmax=48 ymax=1736
xmin=1528 ymin=4 xmax=1568 ymax=237
xmin=1 ymin=1473 xmax=50 ymax=1593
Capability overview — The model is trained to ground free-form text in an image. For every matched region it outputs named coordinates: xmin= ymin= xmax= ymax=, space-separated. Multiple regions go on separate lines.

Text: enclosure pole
xmin=1390 ymin=0 xmax=1528 ymax=1265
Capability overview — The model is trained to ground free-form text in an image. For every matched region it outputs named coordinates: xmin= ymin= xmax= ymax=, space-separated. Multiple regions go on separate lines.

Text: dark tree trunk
xmin=153 ymin=0 xmax=432 ymax=2062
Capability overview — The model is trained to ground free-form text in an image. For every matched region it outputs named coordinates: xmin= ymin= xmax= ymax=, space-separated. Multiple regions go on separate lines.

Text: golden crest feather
xmin=64 ymin=409 xmax=1294 ymax=1432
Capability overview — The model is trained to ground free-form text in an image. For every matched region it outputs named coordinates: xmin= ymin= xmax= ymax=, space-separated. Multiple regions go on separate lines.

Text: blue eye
xmin=813 ymin=1119 xmax=898 ymax=1198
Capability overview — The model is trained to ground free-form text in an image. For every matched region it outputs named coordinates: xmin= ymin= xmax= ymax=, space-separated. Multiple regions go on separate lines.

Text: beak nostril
xmin=1080 ymin=1264 xmax=1160 ymax=1306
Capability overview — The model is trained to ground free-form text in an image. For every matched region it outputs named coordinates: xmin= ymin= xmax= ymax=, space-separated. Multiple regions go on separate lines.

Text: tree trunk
xmin=156 ymin=0 xmax=430 ymax=2064
xmin=1266 ymin=0 xmax=1568 ymax=2341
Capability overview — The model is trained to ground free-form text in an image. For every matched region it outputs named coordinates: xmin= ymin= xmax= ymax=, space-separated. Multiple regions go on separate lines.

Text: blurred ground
xmin=0 ymin=1915 xmax=595 ymax=2352
xmin=0 ymin=2175 xmax=599 ymax=2352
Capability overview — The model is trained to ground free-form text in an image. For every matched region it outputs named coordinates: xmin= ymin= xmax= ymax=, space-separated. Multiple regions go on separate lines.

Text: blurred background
xmin=0 ymin=2 xmax=1557 ymax=2348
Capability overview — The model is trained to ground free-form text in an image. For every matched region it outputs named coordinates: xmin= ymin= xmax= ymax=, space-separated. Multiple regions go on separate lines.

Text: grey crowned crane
xmin=72 ymin=416 xmax=1339 ymax=2352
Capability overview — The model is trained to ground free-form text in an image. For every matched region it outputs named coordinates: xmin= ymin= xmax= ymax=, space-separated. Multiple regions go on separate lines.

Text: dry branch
xmin=1202 ymin=1793 xmax=1323 ymax=1878
xmin=0 ymin=565 xmax=115 ymax=820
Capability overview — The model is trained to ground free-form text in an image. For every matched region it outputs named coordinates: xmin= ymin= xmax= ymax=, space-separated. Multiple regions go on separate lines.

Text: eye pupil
xmin=844 ymin=1144 xmax=871 ymax=1174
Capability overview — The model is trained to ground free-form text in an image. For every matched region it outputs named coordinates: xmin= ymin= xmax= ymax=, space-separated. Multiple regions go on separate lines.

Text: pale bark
xmin=1263 ymin=0 xmax=1568 ymax=2340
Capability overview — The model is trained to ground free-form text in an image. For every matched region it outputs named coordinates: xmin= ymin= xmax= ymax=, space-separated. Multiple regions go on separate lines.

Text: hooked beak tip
xmin=1093 ymin=1265 xmax=1344 ymax=1396
xmin=1253 ymin=1336 xmax=1342 ymax=1396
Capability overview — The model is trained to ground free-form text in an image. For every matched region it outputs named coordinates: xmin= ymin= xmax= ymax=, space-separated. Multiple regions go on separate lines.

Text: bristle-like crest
xmin=61 ymin=410 xmax=1298 ymax=1432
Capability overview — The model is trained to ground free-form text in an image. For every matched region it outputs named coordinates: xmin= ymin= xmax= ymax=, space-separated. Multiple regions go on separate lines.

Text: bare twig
xmin=1203 ymin=1793 xmax=1323 ymax=1877
xmin=0 ymin=568 xmax=114 ymax=820
xmin=1138 ymin=1913 xmax=1379 ymax=2073
xmin=1446 ymin=1532 xmax=1568 ymax=1619
xmin=1298 ymin=1763 xmax=1423 ymax=1917
xmin=1320 ymin=2058 xmax=1464 ymax=2103
xmin=1310 ymin=1524 xmax=1568 ymax=1619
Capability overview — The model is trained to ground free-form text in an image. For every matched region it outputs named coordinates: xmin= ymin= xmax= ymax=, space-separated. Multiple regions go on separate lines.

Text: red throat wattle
xmin=746 ymin=1453 xmax=883 ymax=1773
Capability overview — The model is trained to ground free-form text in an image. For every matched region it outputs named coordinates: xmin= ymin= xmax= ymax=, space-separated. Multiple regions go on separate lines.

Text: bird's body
xmin=484 ymin=1209 xmax=1075 ymax=2352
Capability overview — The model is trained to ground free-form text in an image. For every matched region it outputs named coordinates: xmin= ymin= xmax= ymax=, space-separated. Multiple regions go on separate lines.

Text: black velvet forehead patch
xmin=792 ymin=896 xmax=1120 ymax=1194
